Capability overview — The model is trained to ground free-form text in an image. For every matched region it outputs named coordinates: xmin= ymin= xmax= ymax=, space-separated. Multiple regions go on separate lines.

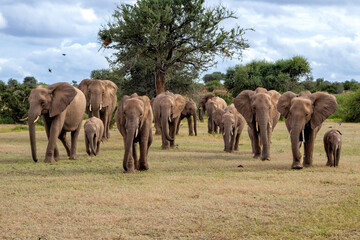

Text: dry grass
xmin=0 ymin=119 xmax=359 ymax=239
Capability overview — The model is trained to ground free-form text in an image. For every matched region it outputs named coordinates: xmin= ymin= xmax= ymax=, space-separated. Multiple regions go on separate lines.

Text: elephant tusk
xmin=288 ymin=129 xmax=292 ymax=139
xmin=231 ymin=129 xmax=234 ymax=136
xmin=169 ymin=116 xmax=172 ymax=123
xmin=223 ymin=131 xmax=226 ymax=136
xmin=256 ymin=122 xmax=260 ymax=133
xmin=135 ymin=128 xmax=138 ymax=138
xmin=100 ymin=104 xmax=102 ymax=111
xmin=269 ymin=121 xmax=272 ymax=129
xmin=33 ymin=115 xmax=40 ymax=123
xmin=89 ymin=104 xmax=92 ymax=112
xmin=20 ymin=116 xmax=28 ymax=121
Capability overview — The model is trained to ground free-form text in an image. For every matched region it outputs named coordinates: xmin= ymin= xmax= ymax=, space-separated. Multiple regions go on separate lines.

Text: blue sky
xmin=1 ymin=0 xmax=360 ymax=85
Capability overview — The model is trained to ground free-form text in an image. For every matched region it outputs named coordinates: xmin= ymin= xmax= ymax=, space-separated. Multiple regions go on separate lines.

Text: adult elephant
xmin=176 ymin=98 xmax=197 ymax=136
xmin=198 ymin=93 xmax=215 ymax=122
xmin=277 ymin=91 xmax=337 ymax=169
xmin=152 ymin=91 xmax=186 ymax=149
xmin=27 ymin=83 xmax=86 ymax=162
xmin=205 ymin=96 xmax=227 ymax=134
xmin=234 ymin=87 xmax=281 ymax=161
xmin=78 ymin=79 xmax=118 ymax=140
xmin=116 ymin=93 xmax=153 ymax=173
xmin=221 ymin=104 xmax=246 ymax=152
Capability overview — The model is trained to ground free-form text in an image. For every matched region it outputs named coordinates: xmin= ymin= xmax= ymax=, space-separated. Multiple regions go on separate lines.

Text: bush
xmin=332 ymin=90 xmax=360 ymax=122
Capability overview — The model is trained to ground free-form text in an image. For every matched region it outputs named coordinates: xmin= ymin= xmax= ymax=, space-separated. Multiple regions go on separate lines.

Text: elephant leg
xmin=100 ymin=110 xmax=108 ymax=140
xmin=69 ymin=122 xmax=81 ymax=160
xmin=85 ymin=135 xmax=91 ymax=156
xmin=325 ymin=144 xmax=332 ymax=166
xmin=155 ymin=120 xmax=161 ymax=135
xmin=335 ymin=148 xmax=341 ymax=167
xmin=169 ymin=121 xmax=176 ymax=148
xmin=208 ymin=117 xmax=212 ymax=134
xmin=187 ymin=116 xmax=193 ymax=136
xmin=250 ymin=125 xmax=261 ymax=158
xmin=133 ymin=142 xmax=139 ymax=170
xmin=234 ymin=132 xmax=241 ymax=151
xmin=96 ymin=140 xmax=101 ymax=155
xmin=303 ymin=128 xmax=316 ymax=167
xmin=58 ymin=130 xmax=71 ymax=158
xmin=43 ymin=116 xmax=60 ymax=162
xmin=138 ymin=129 xmax=150 ymax=171
xmin=176 ymin=117 xmax=181 ymax=135
xmin=45 ymin=117 xmax=63 ymax=163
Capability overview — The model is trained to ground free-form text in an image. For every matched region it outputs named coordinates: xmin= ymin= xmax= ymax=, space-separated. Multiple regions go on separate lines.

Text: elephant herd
xmin=25 ymin=80 xmax=341 ymax=173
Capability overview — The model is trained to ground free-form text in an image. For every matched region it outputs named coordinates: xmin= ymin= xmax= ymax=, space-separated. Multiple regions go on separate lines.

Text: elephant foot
xmin=161 ymin=145 xmax=170 ymax=150
xmin=303 ymin=163 xmax=312 ymax=168
xmin=261 ymin=155 xmax=271 ymax=161
xmin=291 ymin=161 xmax=303 ymax=169
xmin=253 ymin=154 xmax=260 ymax=159
xmin=138 ymin=164 xmax=149 ymax=171
xmin=123 ymin=169 xmax=135 ymax=174
xmin=189 ymin=133 xmax=194 ymax=136
xmin=44 ymin=157 xmax=56 ymax=163
xmin=155 ymin=130 xmax=161 ymax=135
xmin=54 ymin=156 xmax=60 ymax=162
xmin=69 ymin=155 xmax=77 ymax=160
xmin=326 ymin=161 xmax=332 ymax=166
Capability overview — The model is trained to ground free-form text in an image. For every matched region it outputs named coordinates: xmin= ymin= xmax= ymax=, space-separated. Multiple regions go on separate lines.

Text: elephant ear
xmin=78 ymin=79 xmax=92 ymax=101
xmin=233 ymin=90 xmax=255 ymax=124
xmin=48 ymin=82 xmax=77 ymax=117
xmin=139 ymin=95 xmax=153 ymax=122
xmin=116 ymin=95 xmax=130 ymax=137
xmin=102 ymin=80 xmax=118 ymax=107
xmin=277 ymin=91 xmax=296 ymax=119
xmin=310 ymin=92 xmax=337 ymax=129
xmin=268 ymin=90 xmax=281 ymax=116
xmin=173 ymin=94 xmax=186 ymax=119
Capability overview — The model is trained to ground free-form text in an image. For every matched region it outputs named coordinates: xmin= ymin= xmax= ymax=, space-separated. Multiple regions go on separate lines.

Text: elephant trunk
xmin=28 ymin=112 xmax=39 ymax=162
xmin=161 ymin=112 xmax=174 ymax=141
xmin=223 ymin=124 xmax=233 ymax=152
xmin=123 ymin=126 xmax=136 ymax=172
xmin=290 ymin=126 xmax=303 ymax=169
xmin=259 ymin=121 xmax=270 ymax=160
xmin=199 ymin=107 xmax=204 ymax=122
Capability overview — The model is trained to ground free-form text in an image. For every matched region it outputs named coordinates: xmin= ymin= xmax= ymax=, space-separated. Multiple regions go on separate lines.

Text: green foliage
xmin=341 ymin=89 xmax=360 ymax=122
xmin=99 ymin=0 xmax=249 ymax=92
xmin=203 ymin=72 xmax=225 ymax=83
xmin=23 ymin=76 xmax=38 ymax=89
xmin=206 ymin=80 xmax=222 ymax=92
xmin=214 ymin=91 xmax=233 ymax=105
xmin=224 ymin=56 xmax=311 ymax=97
xmin=343 ymin=79 xmax=359 ymax=91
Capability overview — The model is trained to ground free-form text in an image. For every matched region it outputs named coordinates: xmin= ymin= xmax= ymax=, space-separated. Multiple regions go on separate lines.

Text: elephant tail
xmin=88 ymin=133 xmax=97 ymax=156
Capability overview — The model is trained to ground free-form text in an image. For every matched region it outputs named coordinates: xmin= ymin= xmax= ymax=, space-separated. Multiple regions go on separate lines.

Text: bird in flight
xmin=62 ymin=53 xmax=66 ymax=56
xmin=48 ymin=68 xmax=52 ymax=73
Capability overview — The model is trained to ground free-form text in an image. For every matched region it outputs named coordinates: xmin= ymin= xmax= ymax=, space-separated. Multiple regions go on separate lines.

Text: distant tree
xmin=7 ymin=78 xmax=19 ymax=88
xmin=224 ymin=57 xmax=311 ymax=96
xmin=23 ymin=76 xmax=38 ymax=88
xmin=203 ymin=72 xmax=225 ymax=83
xmin=99 ymin=0 xmax=250 ymax=95
xmin=71 ymin=80 xmax=78 ymax=87
xmin=343 ymin=79 xmax=359 ymax=91
xmin=206 ymin=80 xmax=222 ymax=92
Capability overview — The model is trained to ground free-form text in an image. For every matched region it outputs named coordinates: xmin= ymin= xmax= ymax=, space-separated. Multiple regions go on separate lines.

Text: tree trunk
xmin=155 ymin=65 xmax=166 ymax=96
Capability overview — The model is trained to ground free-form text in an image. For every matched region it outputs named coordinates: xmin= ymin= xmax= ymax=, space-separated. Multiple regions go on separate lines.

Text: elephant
xmin=212 ymin=108 xmax=225 ymax=134
xmin=220 ymin=104 xmax=246 ymax=152
xmin=78 ymin=79 xmax=118 ymax=140
xmin=323 ymin=129 xmax=342 ymax=167
xmin=205 ymin=96 xmax=227 ymax=134
xmin=116 ymin=93 xmax=153 ymax=173
xmin=198 ymin=93 xmax=215 ymax=122
xmin=84 ymin=116 xmax=104 ymax=157
xmin=176 ymin=98 xmax=197 ymax=136
xmin=27 ymin=82 xmax=86 ymax=162
xmin=277 ymin=91 xmax=337 ymax=169
xmin=152 ymin=91 xmax=186 ymax=149
xmin=234 ymin=87 xmax=281 ymax=161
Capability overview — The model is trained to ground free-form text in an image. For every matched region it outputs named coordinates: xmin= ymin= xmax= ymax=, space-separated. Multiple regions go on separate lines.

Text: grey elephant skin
xmin=277 ymin=91 xmax=337 ymax=169
xmin=84 ymin=116 xmax=104 ymax=156
xmin=234 ymin=87 xmax=281 ymax=161
xmin=27 ymin=82 xmax=86 ymax=163
xmin=212 ymin=108 xmax=225 ymax=134
xmin=198 ymin=93 xmax=215 ymax=122
xmin=152 ymin=91 xmax=186 ymax=149
xmin=116 ymin=93 xmax=153 ymax=173
xmin=176 ymin=98 xmax=197 ymax=136
xmin=78 ymin=79 xmax=118 ymax=140
xmin=221 ymin=104 xmax=246 ymax=152
xmin=323 ymin=129 xmax=342 ymax=167
xmin=205 ymin=96 xmax=227 ymax=134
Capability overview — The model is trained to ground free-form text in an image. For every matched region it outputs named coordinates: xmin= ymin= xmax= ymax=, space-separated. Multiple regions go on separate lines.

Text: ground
xmin=0 ymin=120 xmax=359 ymax=239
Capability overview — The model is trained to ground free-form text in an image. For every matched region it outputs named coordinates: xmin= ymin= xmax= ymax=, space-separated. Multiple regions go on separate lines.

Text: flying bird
xmin=62 ymin=53 xmax=66 ymax=56
xmin=48 ymin=68 xmax=52 ymax=73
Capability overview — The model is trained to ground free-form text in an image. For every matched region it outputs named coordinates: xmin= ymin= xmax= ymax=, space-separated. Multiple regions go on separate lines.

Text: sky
xmin=1 ymin=0 xmax=360 ymax=85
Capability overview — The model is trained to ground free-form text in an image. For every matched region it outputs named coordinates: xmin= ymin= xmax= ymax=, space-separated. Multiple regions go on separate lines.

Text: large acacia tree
xmin=98 ymin=0 xmax=249 ymax=95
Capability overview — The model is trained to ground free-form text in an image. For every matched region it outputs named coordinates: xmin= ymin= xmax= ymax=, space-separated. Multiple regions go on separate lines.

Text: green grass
xmin=0 ymin=119 xmax=359 ymax=239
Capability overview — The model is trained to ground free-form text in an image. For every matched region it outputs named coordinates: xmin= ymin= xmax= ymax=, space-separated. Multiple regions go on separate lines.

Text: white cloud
xmin=80 ymin=8 xmax=98 ymax=23
xmin=0 ymin=13 xmax=6 ymax=29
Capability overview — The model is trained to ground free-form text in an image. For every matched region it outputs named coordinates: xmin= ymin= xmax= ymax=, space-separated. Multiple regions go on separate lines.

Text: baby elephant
xmin=323 ymin=129 xmax=342 ymax=167
xmin=84 ymin=117 xmax=104 ymax=156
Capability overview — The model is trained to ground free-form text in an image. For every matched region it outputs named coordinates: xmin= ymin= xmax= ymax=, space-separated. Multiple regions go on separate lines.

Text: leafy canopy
xmin=99 ymin=0 xmax=250 ymax=74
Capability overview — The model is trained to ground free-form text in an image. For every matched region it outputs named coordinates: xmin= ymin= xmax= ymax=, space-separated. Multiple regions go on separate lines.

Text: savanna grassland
xmin=0 ymin=120 xmax=359 ymax=239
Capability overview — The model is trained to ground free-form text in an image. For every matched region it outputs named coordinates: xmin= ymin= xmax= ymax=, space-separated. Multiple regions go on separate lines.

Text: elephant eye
xmin=40 ymin=100 xmax=45 ymax=106
xmin=140 ymin=113 xmax=143 ymax=117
